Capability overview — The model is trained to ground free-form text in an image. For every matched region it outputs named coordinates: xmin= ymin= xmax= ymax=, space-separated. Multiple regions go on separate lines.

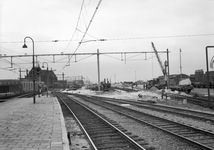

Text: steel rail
xmin=56 ymin=92 xmax=147 ymax=150
xmin=74 ymin=94 xmax=214 ymax=150
xmin=87 ymin=95 xmax=214 ymax=123
xmin=55 ymin=93 xmax=97 ymax=150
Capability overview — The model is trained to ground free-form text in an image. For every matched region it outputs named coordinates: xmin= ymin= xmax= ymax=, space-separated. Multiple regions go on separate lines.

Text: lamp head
xmin=42 ymin=65 xmax=44 ymax=68
xmin=22 ymin=44 xmax=28 ymax=48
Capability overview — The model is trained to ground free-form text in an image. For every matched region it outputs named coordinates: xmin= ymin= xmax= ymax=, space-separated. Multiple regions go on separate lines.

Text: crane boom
xmin=151 ymin=42 xmax=165 ymax=76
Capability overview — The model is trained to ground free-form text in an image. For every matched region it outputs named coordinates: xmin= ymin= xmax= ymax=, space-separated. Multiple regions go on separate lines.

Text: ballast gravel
xmin=69 ymin=95 xmax=200 ymax=150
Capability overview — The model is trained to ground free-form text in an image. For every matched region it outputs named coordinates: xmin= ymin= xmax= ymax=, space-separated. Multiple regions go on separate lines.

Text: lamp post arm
xmin=23 ymin=36 xmax=35 ymax=103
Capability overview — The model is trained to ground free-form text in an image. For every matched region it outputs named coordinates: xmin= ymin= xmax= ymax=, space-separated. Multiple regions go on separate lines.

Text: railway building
xmin=21 ymin=79 xmax=44 ymax=92
xmin=0 ymin=79 xmax=22 ymax=94
xmin=190 ymin=69 xmax=214 ymax=88
xmin=0 ymin=66 xmax=58 ymax=96
xmin=25 ymin=66 xmax=58 ymax=88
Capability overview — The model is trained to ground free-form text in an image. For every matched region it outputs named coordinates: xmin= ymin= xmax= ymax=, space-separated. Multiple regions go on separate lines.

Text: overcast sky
xmin=1 ymin=0 xmax=214 ymax=83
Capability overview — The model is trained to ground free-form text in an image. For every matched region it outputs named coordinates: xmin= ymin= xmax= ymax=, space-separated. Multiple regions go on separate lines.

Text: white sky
xmin=1 ymin=0 xmax=214 ymax=82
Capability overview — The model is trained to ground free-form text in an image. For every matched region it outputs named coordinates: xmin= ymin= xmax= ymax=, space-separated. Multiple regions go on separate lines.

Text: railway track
xmin=115 ymin=87 xmax=214 ymax=109
xmin=71 ymin=94 xmax=214 ymax=150
xmin=55 ymin=92 xmax=153 ymax=150
xmin=168 ymin=93 xmax=214 ymax=109
xmin=16 ymin=92 xmax=35 ymax=98
xmin=77 ymin=94 xmax=214 ymax=124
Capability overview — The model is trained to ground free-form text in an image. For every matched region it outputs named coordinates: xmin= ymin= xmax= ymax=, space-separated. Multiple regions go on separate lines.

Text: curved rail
xmin=84 ymin=95 xmax=214 ymax=123
xmin=72 ymin=94 xmax=214 ymax=150
xmin=168 ymin=93 xmax=214 ymax=108
xmin=55 ymin=92 xmax=150 ymax=150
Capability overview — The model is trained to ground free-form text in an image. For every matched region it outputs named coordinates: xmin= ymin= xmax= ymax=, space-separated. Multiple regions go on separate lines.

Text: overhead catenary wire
xmin=0 ymin=58 xmax=28 ymax=70
xmin=62 ymin=0 xmax=86 ymax=53
xmin=76 ymin=28 xmax=99 ymax=40
xmin=55 ymin=0 xmax=86 ymax=73
xmin=59 ymin=0 xmax=103 ymax=73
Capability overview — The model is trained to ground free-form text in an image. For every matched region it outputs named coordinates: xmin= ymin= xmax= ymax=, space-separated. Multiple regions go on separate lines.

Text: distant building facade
xmin=25 ymin=67 xmax=58 ymax=88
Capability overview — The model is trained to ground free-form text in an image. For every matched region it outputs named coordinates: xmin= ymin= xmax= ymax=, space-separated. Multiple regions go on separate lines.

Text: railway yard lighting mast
xmin=22 ymin=36 xmax=36 ymax=104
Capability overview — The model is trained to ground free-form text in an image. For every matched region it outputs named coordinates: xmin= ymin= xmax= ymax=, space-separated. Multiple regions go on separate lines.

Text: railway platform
xmin=0 ymin=95 xmax=70 ymax=150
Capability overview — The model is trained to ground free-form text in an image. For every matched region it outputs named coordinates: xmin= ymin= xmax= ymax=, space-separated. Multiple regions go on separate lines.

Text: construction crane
xmin=151 ymin=42 xmax=166 ymax=76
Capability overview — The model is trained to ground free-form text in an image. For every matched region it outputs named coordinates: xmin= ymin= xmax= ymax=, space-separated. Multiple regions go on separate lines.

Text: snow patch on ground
xmin=61 ymin=86 xmax=214 ymax=113
xmin=62 ymin=86 xmax=162 ymax=103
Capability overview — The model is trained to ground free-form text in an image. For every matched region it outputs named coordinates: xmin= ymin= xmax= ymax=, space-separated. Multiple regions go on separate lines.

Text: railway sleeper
xmin=87 ymin=129 xmax=116 ymax=134
xmin=95 ymin=139 xmax=129 ymax=146
xmin=128 ymin=135 xmax=138 ymax=138
xmin=84 ymin=125 xmax=110 ymax=130
xmin=84 ymin=125 xmax=112 ymax=129
xmin=153 ymin=123 xmax=172 ymax=126
xmin=167 ymin=128 xmax=191 ymax=132
xmin=199 ymin=140 xmax=214 ymax=145
xmin=190 ymin=135 xmax=214 ymax=140
xmin=96 ymin=143 xmax=132 ymax=150
xmin=176 ymin=131 xmax=197 ymax=135
xmin=161 ymin=125 xmax=181 ymax=129
xmin=138 ymin=142 xmax=150 ymax=146
xmin=115 ymin=128 xmax=128 ymax=132
xmin=196 ymin=137 xmax=214 ymax=141
xmin=92 ymin=135 xmax=125 ymax=141
xmin=90 ymin=133 xmax=121 ymax=138
xmin=132 ymin=137 xmax=147 ymax=142
xmin=141 ymin=145 xmax=156 ymax=150
xmin=78 ymin=119 xmax=101 ymax=124
xmin=182 ymin=133 xmax=205 ymax=138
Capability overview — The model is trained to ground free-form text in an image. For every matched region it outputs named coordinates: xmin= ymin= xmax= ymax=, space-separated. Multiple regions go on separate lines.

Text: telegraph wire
xmin=1 ymin=33 xmax=214 ymax=44
xmin=105 ymin=33 xmax=214 ymax=41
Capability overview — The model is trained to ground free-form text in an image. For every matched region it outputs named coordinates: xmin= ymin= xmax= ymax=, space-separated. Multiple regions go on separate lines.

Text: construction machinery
xmin=150 ymin=42 xmax=168 ymax=89
xmin=151 ymin=42 xmax=193 ymax=93
xmin=151 ymin=42 xmax=166 ymax=76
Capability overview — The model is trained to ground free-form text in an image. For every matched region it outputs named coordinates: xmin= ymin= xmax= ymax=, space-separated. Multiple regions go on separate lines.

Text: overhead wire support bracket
xmin=0 ymin=51 xmax=168 ymax=59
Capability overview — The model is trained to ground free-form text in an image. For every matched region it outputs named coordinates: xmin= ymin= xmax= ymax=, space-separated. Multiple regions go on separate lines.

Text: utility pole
xmin=19 ymin=68 xmax=21 ymax=81
xmin=180 ymin=49 xmax=182 ymax=80
xmin=26 ymin=69 xmax=28 ymax=79
xmin=62 ymin=72 xmax=65 ymax=89
xmin=167 ymin=49 xmax=170 ymax=88
xmin=97 ymin=49 xmax=101 ymax=91
xmin=62 ymin=72 xmax=65 ymax=81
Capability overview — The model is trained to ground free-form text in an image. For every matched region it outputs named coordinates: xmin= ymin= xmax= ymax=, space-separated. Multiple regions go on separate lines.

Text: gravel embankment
xmin=106 ymin=101 xmax=214 ymax=133
xmin=69 ymin=95 xmax=199 ymax=150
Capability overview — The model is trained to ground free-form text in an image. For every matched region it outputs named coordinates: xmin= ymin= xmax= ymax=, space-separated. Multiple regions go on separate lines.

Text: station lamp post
xmin=42 ymin=62 xmax=49 ymax=97
xmin=22 ymin=36 xmax=36 ymax=103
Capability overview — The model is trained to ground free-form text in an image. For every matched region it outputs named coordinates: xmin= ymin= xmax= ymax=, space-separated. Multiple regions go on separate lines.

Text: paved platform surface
xmin=0 ymin=96 xmax=70 ymax=150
